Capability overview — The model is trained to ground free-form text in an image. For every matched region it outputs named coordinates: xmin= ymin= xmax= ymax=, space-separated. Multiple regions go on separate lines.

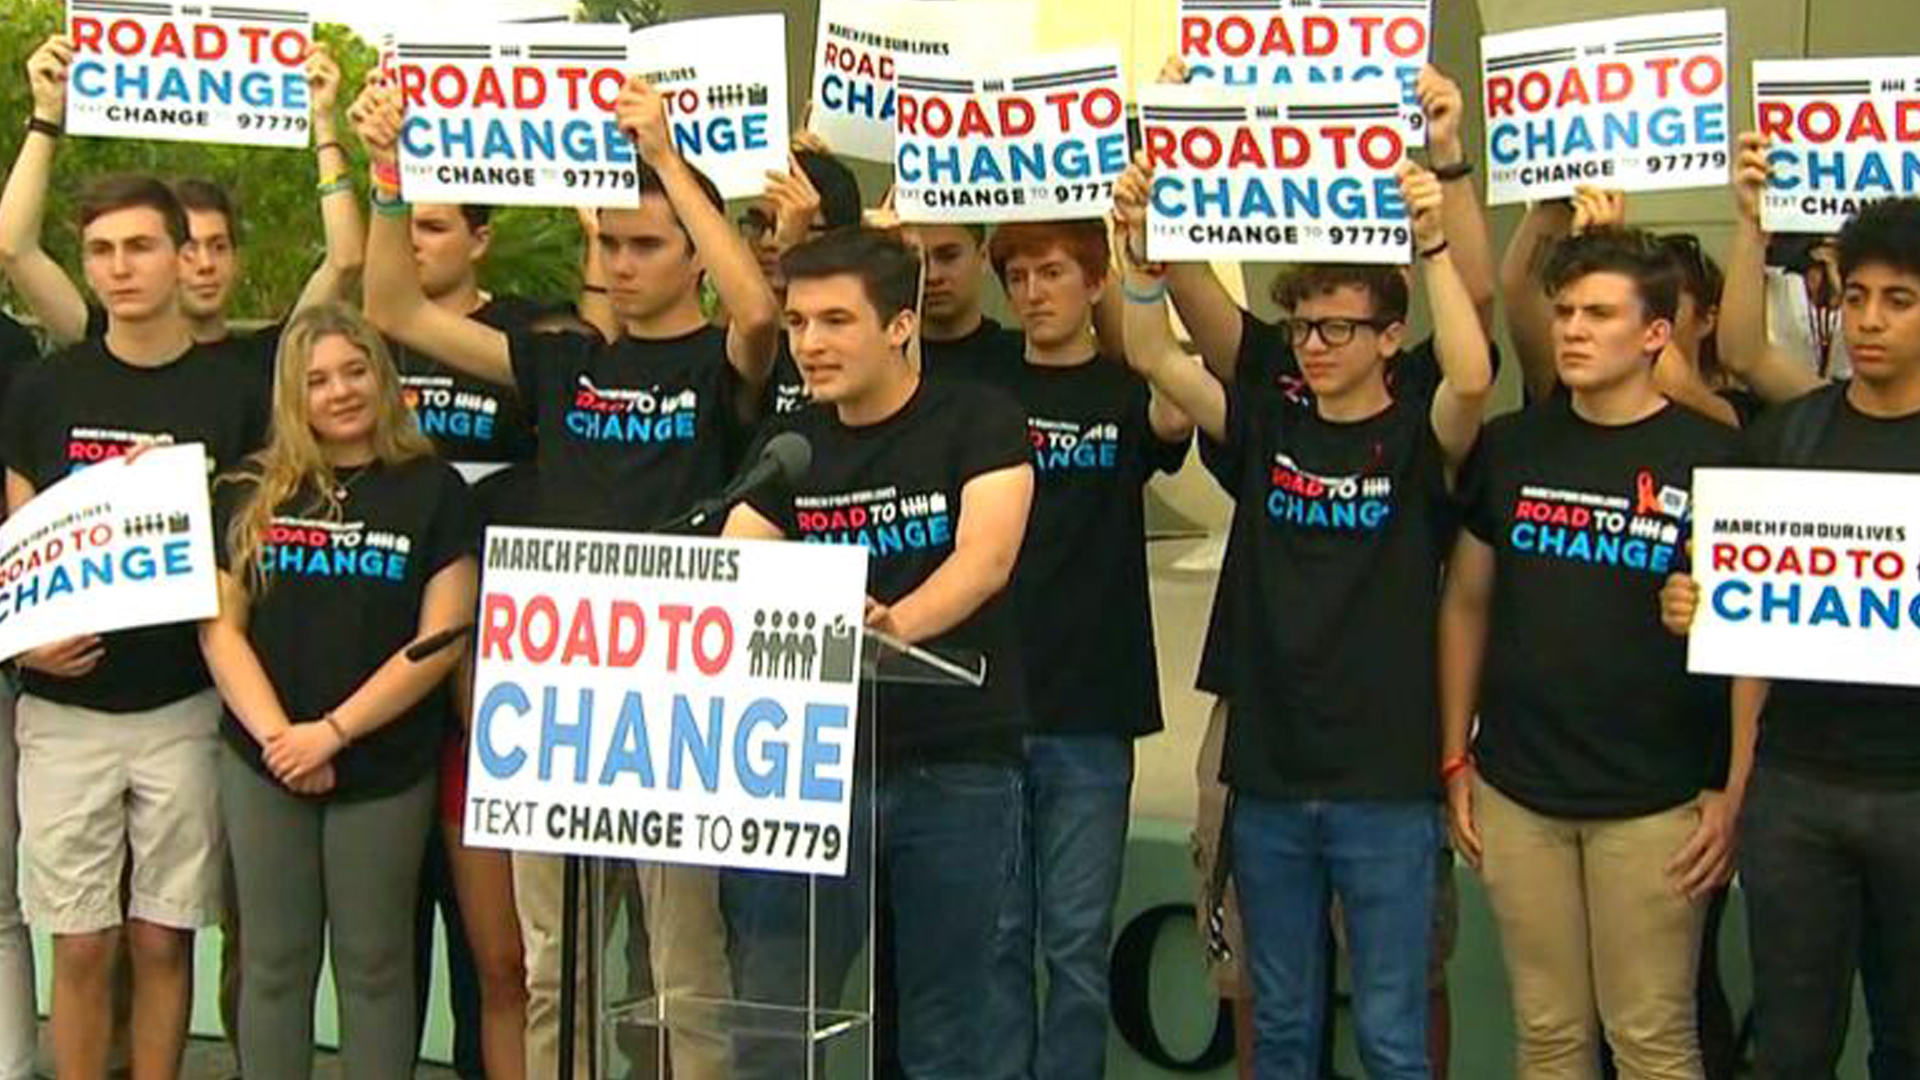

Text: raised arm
xmin=616 ymin=77 xmax=779 ymax=405
xmin=1498 ymin=200 xmax=1574 ymax=402
xmin=1419 ymin=65 xmax=1496 ymax=330
xmin=871 ymin=463 xmax=1034 ymax=645
xmin=1115 ymin=149 xmax=1247 ymax=382
xmin=1404 ymin=164 xmax=1492 ymax=475
xmin=1716 ymin=132 xmax=1824 ymax=403
xmin=352 ymin=76 xmax=514 ymax=386
xmin=288 ymin=44 xmax=364 ymax=314
xmin=1438 ymin=530 xmax=1495 ymax=868
xmin=1121 ymin=259 xmax=1226 ymax=442
xmin=0 ymin=37 xmax=89 ymax=346
xmin=573 ymin=207 xmax=617 ymax=341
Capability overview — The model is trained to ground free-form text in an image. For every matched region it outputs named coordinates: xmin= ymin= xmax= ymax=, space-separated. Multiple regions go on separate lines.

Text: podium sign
xmin=462 ymin=527 xmax=868 ymax=877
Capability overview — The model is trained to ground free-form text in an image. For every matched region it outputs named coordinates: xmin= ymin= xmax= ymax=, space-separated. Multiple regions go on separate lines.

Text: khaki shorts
xmin=17 ymin=690 xmax=224 ymax=934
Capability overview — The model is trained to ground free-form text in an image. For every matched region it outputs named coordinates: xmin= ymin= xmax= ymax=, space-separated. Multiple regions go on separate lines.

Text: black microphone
xmin=406 ymin=623 xmax=473 ymax=662
xmin=660 ymin=431 xmax=812 ymax=534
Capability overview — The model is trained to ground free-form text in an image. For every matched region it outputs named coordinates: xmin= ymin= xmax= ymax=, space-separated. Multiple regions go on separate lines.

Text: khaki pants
xmin=1476 ymin=776 xmax=1707 ymax=1080
xmin=514 ymin=854 xmax=730 ymax=1080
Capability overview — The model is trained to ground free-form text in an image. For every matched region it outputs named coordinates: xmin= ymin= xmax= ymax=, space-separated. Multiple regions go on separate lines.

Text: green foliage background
xmin=0 ymin=0 xmax=664 ymax=321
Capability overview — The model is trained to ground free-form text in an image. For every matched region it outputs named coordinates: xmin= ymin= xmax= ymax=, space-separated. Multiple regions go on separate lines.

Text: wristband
xmin=1419 ymin=240 xmax=1451 ymax=261
xmin=1122 ymin=277 xmax=1169 ymax=305
xmin=323 ymin=713 xmax=352 ymax=747
xmin=1432 ymin=160 xmax=1475 ymax=182
xmin=314 ymin=140 xmax=343 ymax=156
xmin=316 ymin=176 xmax=352 ymax=197
xmin=370 ymin=186 xmax=409 ymax=217
xmin=1441 ymin=752 xmax=1473 ymax=782
xmin=370 ymin=159 xmax=402 ymax=192
xmin=27 ymin=116 xmax=62 ymax=140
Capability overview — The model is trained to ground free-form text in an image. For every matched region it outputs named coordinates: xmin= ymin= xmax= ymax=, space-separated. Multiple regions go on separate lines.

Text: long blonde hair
xmin=222 ymin=302 xmax=435 ymax=594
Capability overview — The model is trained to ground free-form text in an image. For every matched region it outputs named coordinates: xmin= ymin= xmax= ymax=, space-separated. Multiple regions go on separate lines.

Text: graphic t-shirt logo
xmin=793 ymin=486 xmax=952 ymax=558
xmin=264 ymin=516 xmax=414 ymax=582
xmin=65 ymin=427 xmax=177 ymax=473
xmin=402 ymin=375 xmax=501 ymax=443
xmin=1029 ymin=417 xmax=1120 ymax=472
xmin=1266 ymin=450 xmax=1394 ymax=531
xmin=1509 ymin=469 xmax=1687 ymax=573
xmin=564 ymin=376 xmax=700 ymax=444
xmin=772 ymin=379 xmax=811 ymax=416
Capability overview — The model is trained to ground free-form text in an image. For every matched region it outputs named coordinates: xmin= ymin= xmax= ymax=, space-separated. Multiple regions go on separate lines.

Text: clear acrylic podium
xmin=584 ymin=631 xmax=986 ymax=1080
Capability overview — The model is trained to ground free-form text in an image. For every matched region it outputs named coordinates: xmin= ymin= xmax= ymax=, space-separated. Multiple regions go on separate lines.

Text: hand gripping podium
xmin=580 ymin=630 xmax=986 ymax=1080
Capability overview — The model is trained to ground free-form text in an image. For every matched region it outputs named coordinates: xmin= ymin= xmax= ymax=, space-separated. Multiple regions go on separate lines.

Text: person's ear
xmin=1643 ymin=316 xmax=1674 ymax=358
xmin=887 ymin=307 xmax=918 ymax=352
xmin=470 ymin=224 xmax=493 ymax=265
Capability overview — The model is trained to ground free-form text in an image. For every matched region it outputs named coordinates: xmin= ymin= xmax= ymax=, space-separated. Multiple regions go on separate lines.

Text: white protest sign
xmin=0 ymin=445 xmax=217 ymax=662
xmin=629 ymin=14 xmax=790 ymax=200
xmin=1139 ymin=82 xmax=1410 ymax=263
xmin=1177 ymin=0 xmax=1432 ymax=136
xmin=64 ymin=0 xmax=313 ymax=148
xmin=808 ymin=0 xmax=1037 ymax=164
xmin=464 ymin=529 xmax=868 ymax=876
xmin=1755 ymin=58 xmax=1920 ymax=234
xmin=389 ymin=23 xmax=634 ymax=208
xmin=1690 ymin=468 xmax=1920 ymax=687
xmin=894 ymin=47 xmax=1128 ymax=224
xmin=1480 ymin=9 xmax=1730 ymax=205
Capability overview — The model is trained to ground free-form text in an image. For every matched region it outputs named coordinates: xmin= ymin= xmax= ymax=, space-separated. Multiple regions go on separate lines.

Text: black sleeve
xmin=1213 ymin=381 xmax=1257 ymax=493
xmin=0 ymin=362 xmax=48 ymax=486
xmin=1458 ymin=422 xmax=1500 ymax=544
xmin=507 ymin=329 xmax=595 ymax=427
xmin=423 ymin=465 xmax=482 ymax=576
xmin=955 ymin=385 xmax=1030 ymax=482
xmin=1133 ymin=385 xmax=1192 ymax=477
xmin=247 ymin=323 xmax=284 ymax=382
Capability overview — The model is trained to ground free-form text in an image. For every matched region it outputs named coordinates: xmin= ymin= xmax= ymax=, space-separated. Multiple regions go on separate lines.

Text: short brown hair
xmin=78 ymin=175 xmax=188 ymax=246
xmin=1271 ymin=265 xmax=1409 ymax=324
xmin=173 ymin=178 xmax=239 ymax=243
xmin=988 ymin=221 xmax=1109 ymax=288
xmin=1542 ymin=228 xmax=1680 ymax=324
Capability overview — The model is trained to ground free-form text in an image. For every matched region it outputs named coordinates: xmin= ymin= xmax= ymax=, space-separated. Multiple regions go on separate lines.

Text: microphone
xmin=406 ymin=623 xmax=473 ymax=662
xmin=660 ymin=431 xmax=812 ymax=534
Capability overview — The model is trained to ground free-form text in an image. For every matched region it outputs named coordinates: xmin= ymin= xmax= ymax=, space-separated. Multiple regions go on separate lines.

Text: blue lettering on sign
xmin=672 ymin=112 xmax=771 ymax=157
xmin=401 ymin=116 xmax=635 ymax=165
xmin=1489 ymin=104 xmax=1727 ymax=165
xmin=473 ymin=682 xmax=851 ymax=803
xmin=1767 ymin=148 xmax=1920 ymax=194
xmin=1186 ymin=61 xmax=1422 ymax=107
xmin=70 ymin=59 xmax=307 ymax=110
xmin=0 ymin=540 xmax=196 ymax=625
xmin=1151 ymin=175 xmax=1408 ymax=222
xmin=819 ymin=74 xmax=893 ymax=121
xmin=896 ymin=132 xmax=1129 ymax=185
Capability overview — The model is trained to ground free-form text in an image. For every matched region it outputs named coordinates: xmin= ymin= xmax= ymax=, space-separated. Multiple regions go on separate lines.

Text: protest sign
xmin=1481 ymin=9 xmax=1729 ymax=205
xmin=1690 ymin=468 xmax=1920 ymax=687
xmin=809 ymin=0 xmax=1038 ymax=163
xmin=388 ymin=23 xmax=634 ymax=208
xmin=893 ymin=48 xmax=1128 ymax=224
xmin=1177 ymin=0 xmax=1432 ymax=135
xmin=1754 ymin=58 xmax=1920 ymax=233
xmin=464 ymin=529 xmax=868 ymax=876
xmin=629 ymin=14 xmax=790 ymax=200
xmin=1138 ymin=82 xmax=1409 ymax=263
xmin=0 ymin=445 xmax=216 ymax=662
xmin=64 ymin=0 xmax=313 ymax=148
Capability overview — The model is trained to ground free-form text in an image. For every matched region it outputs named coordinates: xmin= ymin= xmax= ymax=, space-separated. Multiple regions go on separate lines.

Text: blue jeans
xmin=1741 ymin=764 xmax=1920 ymax=1080
xmin=1232 ymin=794 xmax=1437 ymax=1080
xmin=986 ymin=735 xmax=1135 ymax=1080
xmin=723 ymin=762 xmax=1023 ymax=1080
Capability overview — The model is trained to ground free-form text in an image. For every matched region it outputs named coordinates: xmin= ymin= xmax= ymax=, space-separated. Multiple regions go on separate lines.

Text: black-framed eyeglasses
xmin=1278 ymin=316 xmax=1396 ymax=348
xmin=736 ymin=211 xmax=828 ymax=240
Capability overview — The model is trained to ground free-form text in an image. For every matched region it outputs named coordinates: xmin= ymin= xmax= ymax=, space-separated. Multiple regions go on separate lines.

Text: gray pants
xmin=220 ymin=746 xmax=435 ymax=1080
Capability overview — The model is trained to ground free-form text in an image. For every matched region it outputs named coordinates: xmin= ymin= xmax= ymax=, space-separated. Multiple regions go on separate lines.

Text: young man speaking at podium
xmin=720 ymin=226 xmax=1036 ymax=1079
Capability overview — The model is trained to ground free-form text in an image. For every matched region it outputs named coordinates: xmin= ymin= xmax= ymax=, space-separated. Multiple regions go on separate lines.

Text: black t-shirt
xmin=746 ymin=376 xmax=1031 ymax=765
xmin=1214 ymin=387 xmax=1454 ymax=800
xmin=0 ymin=313 xmax=39 ymax=472
xmin=213 ymin=457 xmax=477 ymax=799
xmin=397 ymin=295 xmax=550 ymax=473
xmin=1462 ymin=395 xmax=1739 ymax=818
xmin=1744 ymin=387 xmax=1920 ymax=789
xmin=508 ymin=325 xmax=743 ymax=532
xmin=1 ymin=339 xmax=270 ymax=711
xmin=1195 ymin=311 xmax=1465 ymax=694
xmin=975 ymin=353 xmax=1189 ymax=738
xmin=86 ymin=305 xmax=281 ymax=377
xmin=924 ymin=316 xmax=1024 ymax=380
